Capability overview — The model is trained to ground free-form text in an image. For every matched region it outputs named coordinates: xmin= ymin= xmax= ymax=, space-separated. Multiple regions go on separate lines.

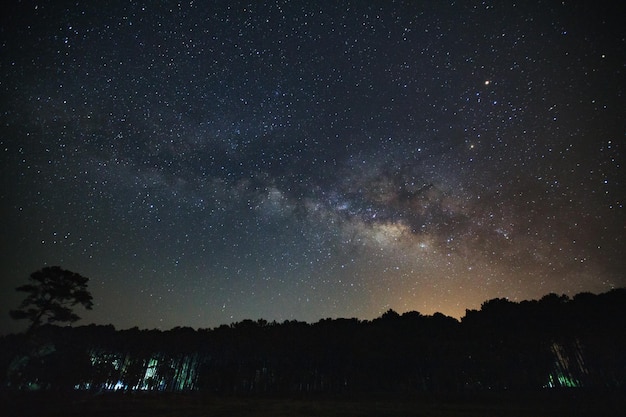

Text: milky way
xmin=1 ymin=1 xmax=624 ymax=333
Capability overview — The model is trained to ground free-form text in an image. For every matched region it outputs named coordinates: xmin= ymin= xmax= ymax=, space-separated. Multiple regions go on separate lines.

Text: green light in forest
xmin=546 ymin=370 xmax=580 ymax=388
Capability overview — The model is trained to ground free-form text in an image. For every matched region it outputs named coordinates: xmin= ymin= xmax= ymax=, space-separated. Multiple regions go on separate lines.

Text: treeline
xmin=1 ymin=289 xmax=625 ymax=394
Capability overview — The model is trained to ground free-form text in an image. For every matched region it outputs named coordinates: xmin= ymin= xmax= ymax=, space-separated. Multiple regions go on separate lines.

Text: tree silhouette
xmin=9 ymin=266 xmax=93 ymax=332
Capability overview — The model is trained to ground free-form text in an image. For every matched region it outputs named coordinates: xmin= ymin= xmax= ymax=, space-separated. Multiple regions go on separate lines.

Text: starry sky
xmin=1 ymin=1 xmax=624 ymax=334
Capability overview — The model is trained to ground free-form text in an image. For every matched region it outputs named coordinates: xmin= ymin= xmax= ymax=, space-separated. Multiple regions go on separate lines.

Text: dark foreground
xmin=2 ymin=390 xmax=625 ymax=417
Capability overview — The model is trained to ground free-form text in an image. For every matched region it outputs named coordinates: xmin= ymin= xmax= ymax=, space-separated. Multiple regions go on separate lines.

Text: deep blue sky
xmin=1 ymin=1 xmax=624 ymax=334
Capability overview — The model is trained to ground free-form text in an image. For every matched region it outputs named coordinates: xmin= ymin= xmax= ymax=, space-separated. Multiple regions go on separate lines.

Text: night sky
xmin=1 ymin=1 xmax=624 ymax=334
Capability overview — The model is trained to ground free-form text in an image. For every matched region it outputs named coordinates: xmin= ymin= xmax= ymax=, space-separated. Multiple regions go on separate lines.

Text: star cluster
xmin=1 ymin=1 xmax=624 ymax=333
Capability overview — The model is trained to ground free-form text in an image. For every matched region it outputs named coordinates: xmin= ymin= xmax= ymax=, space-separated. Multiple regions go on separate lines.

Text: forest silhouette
xmin=2 ymin=288 xmax=625 ymax=398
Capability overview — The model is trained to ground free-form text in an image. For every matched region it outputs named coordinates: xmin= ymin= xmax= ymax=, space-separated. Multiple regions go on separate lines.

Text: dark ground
xmin=2 ymin=390 xmax=625 ymax=417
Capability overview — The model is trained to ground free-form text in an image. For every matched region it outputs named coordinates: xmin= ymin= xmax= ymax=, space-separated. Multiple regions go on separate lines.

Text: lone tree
xmin=10 ymin=266 xmax=93 ymax=332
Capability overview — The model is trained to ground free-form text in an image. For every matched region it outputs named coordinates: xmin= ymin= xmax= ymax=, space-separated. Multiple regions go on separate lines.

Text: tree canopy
xmin=9 ymin=266 xmax=93 ymax=332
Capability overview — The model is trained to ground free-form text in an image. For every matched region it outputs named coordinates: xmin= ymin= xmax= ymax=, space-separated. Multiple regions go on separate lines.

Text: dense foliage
xmin=1 ymin=289 xmax=624 ymax=394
